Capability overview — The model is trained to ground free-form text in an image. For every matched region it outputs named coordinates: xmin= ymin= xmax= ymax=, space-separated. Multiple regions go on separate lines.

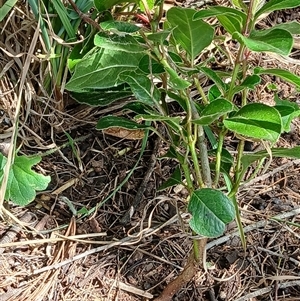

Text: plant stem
xmin=193 ymin=76 xmax=209 ymax=105
xmin=213 ymin=128 xmax=227 ymax=187
xmin=189 ymin=138 xmax=205 ymax=188
xmin=234 ymin=139 xmax=245 ymax=182
xmin=227 ymin=44 xmax=245 ymax=101
xmin=190 ymin=101 xmax=212 ymax=187
xmin=181 ymin=159 xmax=194 ymax=193
xmin=193 ymin=235 xmax=207 ymax=263
xmin=197 ymin=125 xmax=211 ymax=187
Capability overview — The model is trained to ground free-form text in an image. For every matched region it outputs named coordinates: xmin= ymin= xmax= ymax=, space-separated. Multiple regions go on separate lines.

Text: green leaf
xmin=94 ymin=0 xmax=138 ymax=11
xmin=52 ymin=0 xmax=76 ymax=40
xmin=188 ymin=188 xmax=235 ymax=237
xmin=275 ymin=105 xmax=300 ymax=132
xmin=68 ymin=0 xmax=94 ymax=20
xmin=94 ymin=33 xmax=145 ymax=52
xmin=272 ymin=21 xmax=300 ymax=35
xmin=241 ymin=146 xmax=300 ymax=170
xmin=158 ymin=166 xmax=182 ymax=191
xmin=139 ymin=55 xmax=165 ymax=74
xmin=193 ymin=6 xmax=247 ymax=26
xmin=274 ymin=96 xmax=300 ymax=132
xmin=0 ymin=154 xmax=50 ymax=206
xmin=200 ymin=67 xmax=227 ymax=93
xmin=101 ymin=20 xmax=141 ymax=34
xmin=0 ymin=0 xmax=18 ymax=22
xmin=96 ymin=116 xmax=149 ymax=131
xmin=167 ymin=7 xmax=214 ymax=60
xmin=119 ymin=72 xmax=160 ymax=105
xmin=231 ymin=0 xmax=247 ymax=10
xmin=165 ymin=66 xmax=191 ymax=90
xmin=193 ymin=98 xmax=233 ymax=125
xmin=147 ymin=30 xmax=172 ymax=43
xmin=139 ymin=0 xmax=154 ymax=11
xmin=232 ymin=74 xmax=261 ymax=94
xmin=233 ymin=28 xmax=293 ymax=56
xmin=254 ymin=68 xmax=300 ymax=90
xmin=240 ymin=74 xmax=261 ymax=89
xmin=168 ymin=51 xmax=183 ymax=64
xmin=71 ymin=85 xmax=132 ymax=106
xmin=224 ymin=103 xmax=282 ymax=142
xmin=256 ymin=0 xmax=300 ymax=18
xmin=208 ymin=85 xmax=222 ymax=102
xmin=66 ymin=42 xmax=144 ymax=92
xmin=167 ymin=91 xmax=188 ymax=111
xmin=217 ymin=14 xmax=243 ymax=34
xmin=124 ymin=102 xmax=156 ymax=115
xmin=68 ymin=40 xmax=94 ymax=71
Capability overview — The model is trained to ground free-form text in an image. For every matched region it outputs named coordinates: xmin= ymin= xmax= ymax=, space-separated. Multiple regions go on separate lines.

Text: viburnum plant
xmin=65 ymin=0 xmax=300 ymax=298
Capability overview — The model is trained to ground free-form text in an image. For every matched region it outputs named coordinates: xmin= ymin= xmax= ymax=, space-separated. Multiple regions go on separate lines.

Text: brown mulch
xmin=1 ymin=1 xmax=300 ymax=301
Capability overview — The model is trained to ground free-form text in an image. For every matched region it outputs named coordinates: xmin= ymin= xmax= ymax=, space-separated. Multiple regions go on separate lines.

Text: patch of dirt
xmin=1 ymin=1 xmax=300 ymax=301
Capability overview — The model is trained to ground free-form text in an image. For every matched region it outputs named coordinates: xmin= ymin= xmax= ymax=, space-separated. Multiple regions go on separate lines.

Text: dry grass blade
xmin=0 ymin=10 xmax=40 ymax=224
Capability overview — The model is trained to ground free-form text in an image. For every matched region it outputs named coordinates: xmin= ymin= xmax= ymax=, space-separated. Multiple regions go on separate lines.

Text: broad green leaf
xmin=233 ymin=28 xmax=293 ymax=56
xmin=167 ymin=7 xmax=214 ymax=60
xmin=208 ymin=85 xmax=222 ymax=102
xmin=119 ymin=72 xmax=160 ymax=105
xmin=66 ymin=45 xmax=144 ymax=92
xmin=0 ymin=154 xmax=50 ymax=206
xmin=200 ymin=67 xmax=227 ymax=93
xmin=232 ymin=74 xmax=261 ymax=94
xmin=275 ymin=105 xmax=300 ymax=132
xmin=71 ymin=85 xmax=132 ymax=106
xmin=139 ymin=0 xmax=154 ymax=11
xmin=240 ymin=74 xmax=261 ymax=89
xmin=224 ymin=103 xmax=282 ymax=142
xmin=94 ymin=34 xmax=145 ymax=52
xmin=94 ymin=0 xmax=138 ymax=11
xmin=168 ymin=52 xmax=183 ymax=64
xmin=194 ymin=6 xmax=247 ymax=26
xmin=147 ymin=30 xmax=172 ymax=43
xmin=273 ymin=21 xmax=300 ymax=35
xmin=188 ymin=188 xmax=235 ymax=237
xmin=256 ymin=0 xmax=300 ymax=18
xmin=204 ymin=125 xmax=218 ymax=149
xmin=250 ymin=0 xmax=266 ymax=13
xmin=101 ymin=21 xmax=140 ymax=34
xmin=217 ymin=14 xmax=243 ymax=34
xmin=96 ymin=115 xmax=149 ymax=130
xmin=165 ymin=66 xmax=191 ymax=90
xmin=0 ymin=0 xmax=18 ymax=22
xmin=274 ymin=96 xmax=300 ymax=132
xmin=193 ymin=98 xmax=233 ymax=125
xmin=68 ymin=39 xmax=95 ymax=71
xmin=241 ymin=146 xmax=300 ymax=170
xmin=139 ymin=55 xmax=165 ymax=74
xmin=124 ymin=102 xmax=156 ymax=115
xmin=167 ymin=91 xmax=188 ymax=111
xmin=254 ymin=68 xmax=300 ymax=90
xmin=231 ymin=0 xmax=247 ymax=10
xmin=158 ymin=166 xmax=182 ymax=191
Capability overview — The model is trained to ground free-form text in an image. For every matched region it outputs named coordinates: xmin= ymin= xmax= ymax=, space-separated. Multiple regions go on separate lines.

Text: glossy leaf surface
xmin=224 ymin=103 xmax=282 ymax=142
xmin=188 ymin=188 xmax=235 ymax=237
